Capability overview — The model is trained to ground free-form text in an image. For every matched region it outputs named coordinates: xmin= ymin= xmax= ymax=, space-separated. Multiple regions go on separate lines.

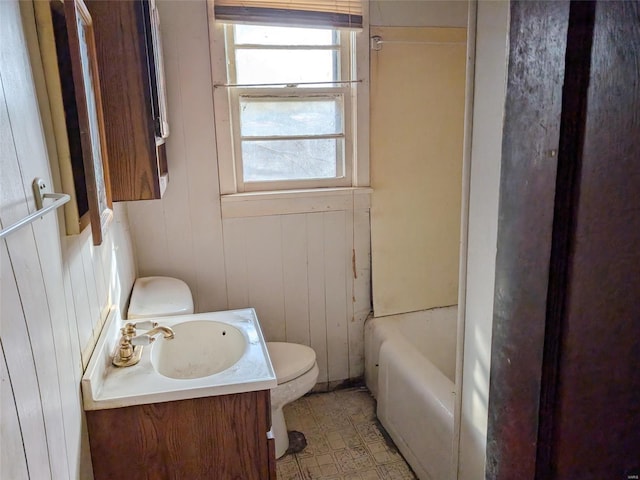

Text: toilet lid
xmin=128 ymin=276 xmax=194 ymax=319
xmin=266 ymin=342 xmax=316 ymax=384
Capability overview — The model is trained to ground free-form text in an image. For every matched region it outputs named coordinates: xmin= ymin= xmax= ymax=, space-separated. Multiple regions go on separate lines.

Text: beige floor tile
xmin=355 ymin=423 xmax=385 ymax=443
xmin=343 ymin=470 xmax=383 ymax=480
xmin=277 ymin=455 xmax=304 ymax=480
xmin=376 ymin=463 xmax=416 ymax=480
xmin=277 ymin=387 xmax=416 ymax=480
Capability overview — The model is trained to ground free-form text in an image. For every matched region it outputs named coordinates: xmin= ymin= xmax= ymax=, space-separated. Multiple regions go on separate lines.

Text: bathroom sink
xmin=81 ymin=308 xmax=276 ymax=410
xmin=151 ymin=320 xmax=246 ymax=379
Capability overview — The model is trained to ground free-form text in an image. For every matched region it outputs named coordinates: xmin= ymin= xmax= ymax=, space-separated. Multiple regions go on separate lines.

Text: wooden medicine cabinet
xmin=86 ymin=0 xmax=170 ymax=201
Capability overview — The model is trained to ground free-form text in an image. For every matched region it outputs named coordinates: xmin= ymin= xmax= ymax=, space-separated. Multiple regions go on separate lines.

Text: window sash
xmin=226 ymin=26 xmax=343 ymax=86
xmin=230 ymin=88 xmax=352 ymax=190
xmin=238 ymin=94 xmax=345 ymax=139
xmin=240 ymin=137 xmax=346 ymax=183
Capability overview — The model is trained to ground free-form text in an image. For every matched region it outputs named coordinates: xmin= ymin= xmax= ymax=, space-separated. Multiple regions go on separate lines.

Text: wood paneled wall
xmin=0 ymin=2 xmax=136 ymax=478
xmin=223 ymin=208 xmax=371 ymax=384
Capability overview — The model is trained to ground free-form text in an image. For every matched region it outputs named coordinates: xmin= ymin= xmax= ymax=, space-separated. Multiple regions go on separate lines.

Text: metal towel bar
xmin=0 ymin=178 xmax=70 ymax=239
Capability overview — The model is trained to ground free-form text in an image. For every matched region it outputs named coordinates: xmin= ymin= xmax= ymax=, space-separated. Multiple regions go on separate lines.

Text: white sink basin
xmin=151 ymin=320 xmax=245 ymax=379
xmin=81 ymin=308 xmax=276 ymax=411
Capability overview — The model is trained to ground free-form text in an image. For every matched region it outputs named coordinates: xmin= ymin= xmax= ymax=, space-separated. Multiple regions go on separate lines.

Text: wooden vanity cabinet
xmin=86 ymin=390 xmax=276 ymax=479
xmin=86 ymin=0 xmax=169 ymax=201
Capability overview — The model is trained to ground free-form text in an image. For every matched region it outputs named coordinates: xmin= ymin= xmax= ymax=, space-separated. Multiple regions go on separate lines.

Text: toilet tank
xmin=127 ymin=276 xmax=194 ymax=319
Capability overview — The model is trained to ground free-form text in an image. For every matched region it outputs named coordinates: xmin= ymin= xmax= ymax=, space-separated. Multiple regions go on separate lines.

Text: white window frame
xmin=209 ymin=7 xmax=369 ymax=196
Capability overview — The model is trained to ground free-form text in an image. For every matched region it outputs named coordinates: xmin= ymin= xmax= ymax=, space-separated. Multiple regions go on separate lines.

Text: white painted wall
xmin=0 ymin=2 xmax=136 ymax=478
xmin=370 ymin=0 xmax=469 ymax=27
xmin=127 ymin=1 xmax=372 ymax=384
xmin=126 ymin=0 xmax=228 ymax=314
xmin=457 ymin=2 xmax=509 ymax=479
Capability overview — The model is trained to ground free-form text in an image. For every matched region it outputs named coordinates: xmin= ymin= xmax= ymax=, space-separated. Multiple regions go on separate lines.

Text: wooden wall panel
xmin=0 ymin=353 xmax=30 ymax=479
xmin=306 ymin=213 xmax=330 ymax=383
xmin=8 ymin=49 xmax=89 ymax=468
xmin=67 ymin=235 xmax=95 ymax=364
xmin=1 ymin=7 xmax=69 ymax=474
xmin=1 ymin=244 xmax=52 ymax=479
xmin=244 ymin=216 xmax=286 ymax=341
xmin=282 ymin=214 xmax=311 ymax=345
xmin=223 ymin=217 xmax=251 ymax=309
xmin=222 ymin=207 xmax=370 ymax=384
xmin=81 ymin=238 xmax=102 ymax=341
xmin=323 ymin=211 xmax=351 ymax=382
xmin=350 ymin=208 xmax=371 ymax=376
xmin=62 ymin=257 xmax=84 ymax=376
xmin=90 ymin=239 xmax=109 ymax=318
xmin=1 ymin=2 xmax=137 ymax=478
xmin=6 ymin=231 xmax=70 ymax=479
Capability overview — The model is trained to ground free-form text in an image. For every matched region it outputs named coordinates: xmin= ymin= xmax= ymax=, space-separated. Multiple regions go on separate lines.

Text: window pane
xmin=242 ymin=138 xmax=342 ymax=182
xmin=236 ymin=49 xmax=337 ymax=84
xmin=234 ymin=24 xmax=335 ymax=46
xmin=240 ymin=98 xmax=343 ymax=137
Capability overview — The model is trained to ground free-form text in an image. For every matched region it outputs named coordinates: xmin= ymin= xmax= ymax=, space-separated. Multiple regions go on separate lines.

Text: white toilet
xmin=127 ymin=276 xmax=319 ymax=459
xmin=267 ymin=341 xmax=319 ymax=458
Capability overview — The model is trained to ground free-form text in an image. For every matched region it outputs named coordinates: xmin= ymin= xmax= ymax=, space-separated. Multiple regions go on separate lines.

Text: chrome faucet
xmin=112 ymin=321 xmax=175 ymax=368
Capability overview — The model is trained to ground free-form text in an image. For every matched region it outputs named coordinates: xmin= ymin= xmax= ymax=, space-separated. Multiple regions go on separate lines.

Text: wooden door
xmin=486 ymin=1 xmax=640 ymax=478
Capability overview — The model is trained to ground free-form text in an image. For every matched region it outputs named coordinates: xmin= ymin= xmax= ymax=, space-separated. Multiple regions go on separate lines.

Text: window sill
xmin=220 ymin=187 xmax=372 ymax=219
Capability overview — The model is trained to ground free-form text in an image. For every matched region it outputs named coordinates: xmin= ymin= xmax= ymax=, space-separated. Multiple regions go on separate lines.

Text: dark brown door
xmin=486 ymin=1 xmax=640 ymax=479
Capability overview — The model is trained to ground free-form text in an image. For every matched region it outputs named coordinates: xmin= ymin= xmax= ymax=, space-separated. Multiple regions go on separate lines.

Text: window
xmin=210 ymin=2 xmax=367 ymax=194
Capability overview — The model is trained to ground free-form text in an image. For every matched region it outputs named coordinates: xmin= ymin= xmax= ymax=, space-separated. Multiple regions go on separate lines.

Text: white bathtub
xmin=365 ymin=306 xmax=457 ymax=480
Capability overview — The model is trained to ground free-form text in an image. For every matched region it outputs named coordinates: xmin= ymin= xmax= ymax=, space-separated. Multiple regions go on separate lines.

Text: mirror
xmin=36 ymin=0 xmax=112 ymax=245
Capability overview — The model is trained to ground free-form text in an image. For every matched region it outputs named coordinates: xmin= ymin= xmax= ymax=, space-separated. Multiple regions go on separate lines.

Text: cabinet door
xmin=87 ymin=391 xmax=273 ymax=479
xmin=87 ymin=0 xmax=168 ymax=201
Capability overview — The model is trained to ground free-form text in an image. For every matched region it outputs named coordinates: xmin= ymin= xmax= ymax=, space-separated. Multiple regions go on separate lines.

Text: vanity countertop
xmin=81 ymin=308 xmax=277 ymax=410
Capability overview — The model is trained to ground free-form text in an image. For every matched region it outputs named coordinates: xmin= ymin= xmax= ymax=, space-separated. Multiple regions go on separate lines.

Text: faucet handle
xmin=132 ymin=320 xmax=158 ymax=330
xmin=130 ymin=334 xmax=156 ymax=346
xmin=121 ymin=321 xmax=158 ymax=336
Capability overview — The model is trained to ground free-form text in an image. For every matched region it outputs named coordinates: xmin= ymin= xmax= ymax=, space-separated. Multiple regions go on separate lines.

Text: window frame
xmin=210 ymin=11 xmax=369 ymax=195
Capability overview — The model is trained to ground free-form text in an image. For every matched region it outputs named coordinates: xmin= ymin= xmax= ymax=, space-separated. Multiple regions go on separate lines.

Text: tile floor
xmin=276 ymin=387 xmax=417 ymax=480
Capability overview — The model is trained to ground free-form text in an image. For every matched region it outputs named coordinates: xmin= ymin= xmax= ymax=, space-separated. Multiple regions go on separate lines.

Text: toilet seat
xmin=267 ymin=342 xmax=316 ymax=384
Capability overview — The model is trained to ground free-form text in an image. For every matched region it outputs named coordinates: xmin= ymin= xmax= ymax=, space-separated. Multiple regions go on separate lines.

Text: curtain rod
xmin=214 ymin=80 xmax=362 ymax=88
xmin=370 ymin=35 xmax=466 ymax=51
